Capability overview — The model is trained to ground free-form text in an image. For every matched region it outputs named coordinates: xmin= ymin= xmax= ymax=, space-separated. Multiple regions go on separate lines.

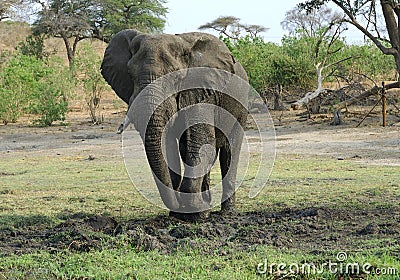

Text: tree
xmin=95 ymin=0 xmax=167 ymax=41
xmin=33 ymin=0 xmax=167 ymax=66
xmin=199 ymin=16 xmax=268 ymax=40
xmin=33 ymin=0 xmax=100 ymax=66
xmin=0 ymin=0 xmax=25 ymax=21
xmin=300 ymin=0 xmax=400 ymax=78
xmin=282 ymin=4 xmax=344 ymax=37
xmin=281 ymin=4 xmax=351 ymax=111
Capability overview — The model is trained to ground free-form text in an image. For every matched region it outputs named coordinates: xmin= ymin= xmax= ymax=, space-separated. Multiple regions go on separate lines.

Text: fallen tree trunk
xmin=291 ymin=57 xmax=355 ymax=110
xmin=333 ymin=81 xmax=400 ymax=110
xmin=291 ymin=87 xmax=326 ymax=110
xmin=332 ymin=81 xmax=400 ymax=125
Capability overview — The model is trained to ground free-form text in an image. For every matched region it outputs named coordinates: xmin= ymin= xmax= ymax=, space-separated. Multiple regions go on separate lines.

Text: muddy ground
xmin=1 ymin=206 xmax=399 ymax=258
xmin=0 ymin=106 xmax=399 ymax=258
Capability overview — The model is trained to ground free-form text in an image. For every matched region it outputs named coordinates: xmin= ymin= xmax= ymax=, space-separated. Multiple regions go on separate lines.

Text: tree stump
xmin=332 ymin=109 xmax=343 ymax=125
xmin=274 ymin=84 xmax=284 ymax=110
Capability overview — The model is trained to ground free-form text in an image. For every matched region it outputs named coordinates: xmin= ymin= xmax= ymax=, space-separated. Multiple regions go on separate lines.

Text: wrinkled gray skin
xmin=101 ymin=29 xmax=248 ymax=221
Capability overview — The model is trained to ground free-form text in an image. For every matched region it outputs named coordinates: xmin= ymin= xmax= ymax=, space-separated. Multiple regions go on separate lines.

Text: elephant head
xmin=101 ymin=29 xmax=248 ymax=219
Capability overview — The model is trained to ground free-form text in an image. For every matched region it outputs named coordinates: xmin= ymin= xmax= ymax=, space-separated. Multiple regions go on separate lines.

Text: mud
xmin=1 ymin=206 xmax=399 ymax=257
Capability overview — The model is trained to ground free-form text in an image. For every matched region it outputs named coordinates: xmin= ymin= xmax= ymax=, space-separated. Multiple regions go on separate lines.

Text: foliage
xmin=226 ymin=32 xmax=396 ymax=98
xmin=17 ymin=34 xmax=50 ymax=60
xmin=0 ymin=54 xmax=44 ymax=124
xmin=73 ymin=42 xmax=109 ymax=124
xmin=300 ymin=0 xmax=400 ymax=76
xmin=29 ymin=57 xmax=74 ymax=126
xmin=226 ymin=36 xmax=273 ymax=94
xmin=341 ymin=41 xmax=397 ymax=81
xmin=0 ymin=53 xmax=73 ymax=125
xmin=32 ymin=0 xmax=168 ymax=65
xmin=0 ymin=50 xmax=13 ymax=71
xmin=98 ymin=0 xmax=168 ymax=41
xmin=227 ymin=36 xmax=315 ymax=95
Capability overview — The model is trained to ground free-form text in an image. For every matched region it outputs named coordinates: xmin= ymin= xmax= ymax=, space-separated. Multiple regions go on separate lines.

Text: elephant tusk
xmin=117 ymin=116 xmax=131 ymax=134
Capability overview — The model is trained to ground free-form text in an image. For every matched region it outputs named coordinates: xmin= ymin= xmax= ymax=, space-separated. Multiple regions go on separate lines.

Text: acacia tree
xmin=300 ymin=0 xmax=400 ymax=78
xmin=33 ymin=0 xmax=167 ymax=66
xmin=0 ymin=0 xmax=31 ymax=21
xmin=199 ymin=16 xmax=268 ymax=40
xmin=95 ymin=0 xmax=167 ymax=41
xmin=33 ymin=0 xmax=94 ymax=66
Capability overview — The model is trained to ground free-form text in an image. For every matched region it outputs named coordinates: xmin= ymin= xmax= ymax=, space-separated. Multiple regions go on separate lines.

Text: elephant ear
xmin=101 ymin=30 xmax=140 ymax=104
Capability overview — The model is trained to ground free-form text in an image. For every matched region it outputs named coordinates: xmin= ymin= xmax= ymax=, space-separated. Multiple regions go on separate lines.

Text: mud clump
xmin=0 ymin=207 xmax=399 ymax=256
xmin=357 ymin=223 xmax=379 ymax=235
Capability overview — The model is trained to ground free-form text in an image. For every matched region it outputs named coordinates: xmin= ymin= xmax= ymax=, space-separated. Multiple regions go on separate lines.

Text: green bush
xmin=29 ymin=57 xmax=74 ymax=126
xmin=227 ymin=36 xmax=278 ymax=94
xmin=0 ymin=54 xmax=39 ymax=124
xmin=73 ymin=42 xmax=109 ymax=124
xmin=17 ymin=34 xmax=50 ymax=60
xmin=341 ymin=41 xmax=397 ymax=81
xmin=0 ymin=54 xmax=73 ymax=125
xmin=226 ymin=33 xmax=397 ymax=100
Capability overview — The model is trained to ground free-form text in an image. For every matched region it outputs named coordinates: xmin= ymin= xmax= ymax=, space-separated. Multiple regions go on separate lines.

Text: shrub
xmin=226 ymin=33 xmax=397 ymax=102
xmin=73 ymin=42 xmax=109 ymax=124
xmin=29 ymin=57 xmax=74 ymax=126
xmin=0 ymin=54 xmax=73 ymax=125
xmin=227 ymin=36 xmax=277 ymax=94
xmin=0 ymin=54 xmax=39 ymax=124
xmin=17 ymin=34 xmax=51 ymax=60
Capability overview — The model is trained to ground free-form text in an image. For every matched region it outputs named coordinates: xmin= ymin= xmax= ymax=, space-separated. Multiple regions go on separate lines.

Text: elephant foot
xmin=220 ymin=200 xmax=236 ymax=216
xmin=169 ymin=210 xmax=210 ymax=222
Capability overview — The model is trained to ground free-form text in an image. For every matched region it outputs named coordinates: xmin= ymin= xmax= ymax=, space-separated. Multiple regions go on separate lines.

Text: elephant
xmin=101 ymin=29 xmax=249 ymax=221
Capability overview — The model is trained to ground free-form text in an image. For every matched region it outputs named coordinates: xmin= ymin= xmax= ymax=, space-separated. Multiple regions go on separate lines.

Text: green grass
xmin=1 ymin=245 xmax=398 ymax=279
xmin=236 ymin=154 xmax=400 ymax=213
xmin=0 ymin=151 xmax=399 ymax=279
xmin=0 ymin=153 xmax=157 ymax=220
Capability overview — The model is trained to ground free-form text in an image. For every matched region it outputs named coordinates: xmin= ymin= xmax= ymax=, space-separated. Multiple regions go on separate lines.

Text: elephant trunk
xmin=145 ymin=122 xmax=180 ymax=211
xmin=130 ymin=77 xmax=180 ymax=211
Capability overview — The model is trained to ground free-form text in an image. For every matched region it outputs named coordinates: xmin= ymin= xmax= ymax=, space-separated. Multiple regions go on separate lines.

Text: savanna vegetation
xmin=0 ymin=1 xmax=399 ymax=279
xmin=0 ymin=23 xmax=397 ymax=125
xmin=1 ymin=1 xmax=399 ymax=126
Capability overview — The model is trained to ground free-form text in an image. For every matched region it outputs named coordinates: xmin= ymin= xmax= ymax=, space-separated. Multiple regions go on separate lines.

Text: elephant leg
xmin=220 ymin=122 xmax=244 ymax=213
xmin=172 ymin=172 xmax=212 ymax=221
xmin=176 ymin=124 xmax=215 ymax=219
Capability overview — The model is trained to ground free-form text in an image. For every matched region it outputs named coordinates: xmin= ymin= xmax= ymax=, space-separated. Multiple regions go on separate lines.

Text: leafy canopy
xmin=33 ymin=0 xmax=168 ymax=42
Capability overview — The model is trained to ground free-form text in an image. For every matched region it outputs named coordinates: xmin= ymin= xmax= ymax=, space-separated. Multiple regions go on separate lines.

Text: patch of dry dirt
xmin=274 ymin=124 xmax=400 ymax=166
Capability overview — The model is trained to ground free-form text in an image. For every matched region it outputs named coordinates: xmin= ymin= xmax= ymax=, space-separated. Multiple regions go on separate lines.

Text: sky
xmin=164 ymin=0 xmax=311 ymax=42
xmin=163 ymin=0 xmax=363 ymax=43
